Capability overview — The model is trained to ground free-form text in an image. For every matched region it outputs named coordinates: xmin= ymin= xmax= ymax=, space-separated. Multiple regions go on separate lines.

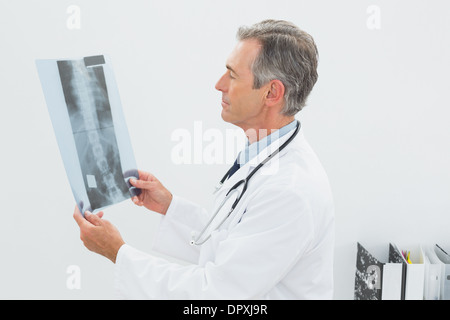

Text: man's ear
xmin=265 ymin=80 xmax=285 ymax=106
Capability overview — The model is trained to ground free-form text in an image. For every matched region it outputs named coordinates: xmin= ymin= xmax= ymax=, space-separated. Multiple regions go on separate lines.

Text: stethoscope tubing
xmin=190 ymin=121 xmax=301 ymax=246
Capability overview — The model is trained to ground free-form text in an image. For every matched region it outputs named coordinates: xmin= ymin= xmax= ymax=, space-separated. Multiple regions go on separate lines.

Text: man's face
xmin=215 ymin=39 xmax=268 ymax=129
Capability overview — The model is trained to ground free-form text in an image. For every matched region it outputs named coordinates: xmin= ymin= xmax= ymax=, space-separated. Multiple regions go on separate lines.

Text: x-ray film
xmin=36 ymin=55 xmax=140 ymax=215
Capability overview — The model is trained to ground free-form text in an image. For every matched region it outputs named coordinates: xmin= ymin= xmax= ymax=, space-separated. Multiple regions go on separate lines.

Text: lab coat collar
xmin=215 ymin=124 xmax=303 ymax=198
xmin=238 ymin=119 xmax=298 ymax=167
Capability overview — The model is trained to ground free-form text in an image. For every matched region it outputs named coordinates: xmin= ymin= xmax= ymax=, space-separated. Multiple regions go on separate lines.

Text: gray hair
xmin=236 ymin=20 xmax=319 ymax=116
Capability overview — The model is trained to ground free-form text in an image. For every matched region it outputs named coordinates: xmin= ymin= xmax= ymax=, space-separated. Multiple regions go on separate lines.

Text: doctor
xmin=74 ymin=19 xmax=335 ymax=299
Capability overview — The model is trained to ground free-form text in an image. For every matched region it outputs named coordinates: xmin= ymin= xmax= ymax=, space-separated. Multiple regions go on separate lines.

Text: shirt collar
xmin=238 ymin=119 xmax=298 ymax=166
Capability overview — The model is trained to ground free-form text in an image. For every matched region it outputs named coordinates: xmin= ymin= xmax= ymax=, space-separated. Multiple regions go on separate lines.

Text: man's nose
xmin=215 ymin=72 xmax=228 ymax=92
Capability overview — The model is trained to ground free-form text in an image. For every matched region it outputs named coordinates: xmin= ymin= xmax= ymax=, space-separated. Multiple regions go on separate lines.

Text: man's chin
xmin=220 ymin=109 xmax=231 ymax=123
xmin=221 ymin=110 xmax=238 ymax=124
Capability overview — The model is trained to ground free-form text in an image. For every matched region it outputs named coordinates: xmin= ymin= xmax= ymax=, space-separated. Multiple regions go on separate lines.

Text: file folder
xmin=403 ymin=245 xmax=425 ymax=300
xmin=381 ymin=263 xmax=403 ymax=300
xmin=434 ymin=244 xmax=450 ymax=300
xmin=388 ymin=243 xmax=407 ymax=299
xmin=423 ymin=246 xmax=441 ymax=300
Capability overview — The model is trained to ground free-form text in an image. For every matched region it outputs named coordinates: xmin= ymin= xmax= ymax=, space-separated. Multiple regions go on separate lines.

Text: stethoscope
xmin=190 ymin=120 xmax=301 ymax=246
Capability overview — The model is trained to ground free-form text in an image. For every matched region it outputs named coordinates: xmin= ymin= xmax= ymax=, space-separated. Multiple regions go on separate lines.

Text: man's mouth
xmin=221 ymin=98 xmax=230 ymax=107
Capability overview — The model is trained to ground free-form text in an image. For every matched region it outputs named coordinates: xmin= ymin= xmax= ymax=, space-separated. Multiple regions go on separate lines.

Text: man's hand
xmin=73 ymin=206 xmax=125 ymax=263
xmin=129 ymin=170 xmax=173 ymax=215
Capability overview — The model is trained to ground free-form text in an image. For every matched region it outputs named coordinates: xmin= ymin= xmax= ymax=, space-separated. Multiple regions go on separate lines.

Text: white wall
xmin=0 ymin=0 xmax=449 ymax=299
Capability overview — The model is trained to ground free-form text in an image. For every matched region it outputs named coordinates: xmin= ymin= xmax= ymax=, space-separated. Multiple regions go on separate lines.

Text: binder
xmin=388 ymin=243 xmax=407 ymax=299
xmin=354 ymin=242 xmax=384 ymax=300
xmin=381 ymin=263 xmax=403 ymax=300
xmin=388 ymin=243 xmax=425 ymax=300
xmin=423 ymin=246 xmax=442 ymax=300
xmin=355 ymin=242 xmax=426 ymax=300
xmin=434 ymin=244 xmax=450 ymax=300
xmin=354 ymin=243 xmax=404 ymax=300
xmin=403 ymin=245 xmax=425 ymax=300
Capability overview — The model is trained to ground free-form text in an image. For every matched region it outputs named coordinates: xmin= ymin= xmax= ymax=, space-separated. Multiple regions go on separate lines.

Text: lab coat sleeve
xmin=114 ymin=186 xmax=314 ymax=299
xmin=151 ymin=195 xmax=209 ymax=264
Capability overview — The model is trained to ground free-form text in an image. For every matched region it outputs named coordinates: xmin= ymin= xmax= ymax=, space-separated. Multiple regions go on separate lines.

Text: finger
xmin=137 ymin=169 xmax=153 ymax=179
xmin=132 ymin=195 xmax=142 ymax=202
xmin=138 ymin=170 xmax=158 ymax=183
xmin=132 ymin=197 xmax=143 ymax=206
xmin=85 ymin=211 xmax=103 ymax=226
xmin=129 ymin=178 xmax=153 ymax=189
xmin=96 ymin=211 xmax=104 ymax=219
xmin=73 ymin=205 xmax=89 ymax=228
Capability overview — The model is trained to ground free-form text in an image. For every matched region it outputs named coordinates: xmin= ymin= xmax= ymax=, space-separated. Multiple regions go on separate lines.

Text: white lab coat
xmin=114 ymin=126 xmax=335 ymax=299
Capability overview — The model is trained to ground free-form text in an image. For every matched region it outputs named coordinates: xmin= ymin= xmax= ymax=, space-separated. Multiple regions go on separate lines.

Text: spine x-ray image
xmin=36 ymin=55 xmax=140 ymax=214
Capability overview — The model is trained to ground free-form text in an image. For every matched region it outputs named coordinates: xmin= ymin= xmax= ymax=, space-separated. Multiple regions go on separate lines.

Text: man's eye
xmin=229 ymin=73 xmax=235 ymax=79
